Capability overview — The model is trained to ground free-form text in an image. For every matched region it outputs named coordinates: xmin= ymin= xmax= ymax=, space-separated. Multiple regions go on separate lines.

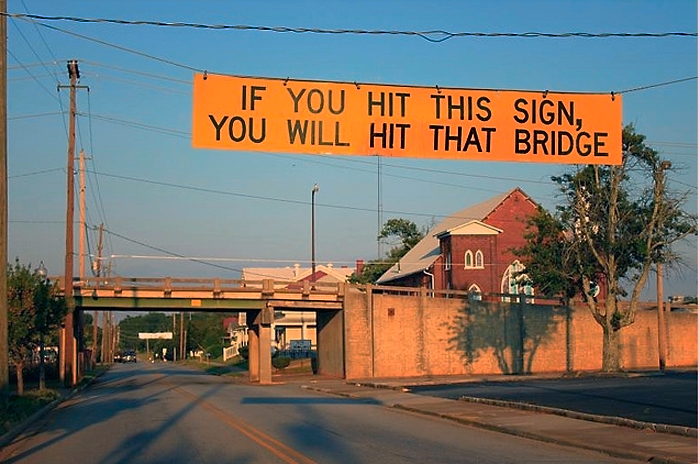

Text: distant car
xmin=122 ymin=351 xmax=137 ymax=363
xmin=113 ymin=352 xmax=122 ymax=363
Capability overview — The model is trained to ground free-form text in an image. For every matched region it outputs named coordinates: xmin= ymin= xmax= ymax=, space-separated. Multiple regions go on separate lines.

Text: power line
xmin=79 ymin=112 xmax=189 ymax=137
xmin=104 ymin=227 xmax=244 ymax=274
xmin=12 ymin=12 xmax=697 ymax=101
xmin=8 ymin=167 xmax=63 ymax=178
xmin=617 ymin=76 xmax=697 ymax=94
xmin=80 ymin=60 xmax=190 ymax=85
xmin=4 ymin=13 xmax=697 ymax=43
xmin=20 ymin=18 xmax=202 ymax=73
xmin=88 ymin=169 xmax=545 ymax=225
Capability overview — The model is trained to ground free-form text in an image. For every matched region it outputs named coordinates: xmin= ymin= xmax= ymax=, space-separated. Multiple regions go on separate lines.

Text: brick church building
xmin=377 ymin=187 xmax=539 ymax=299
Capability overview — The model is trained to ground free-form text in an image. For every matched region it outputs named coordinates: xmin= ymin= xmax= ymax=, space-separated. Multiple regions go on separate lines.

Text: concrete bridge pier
xmin=246 ymin=306 xmax=273 ymax=384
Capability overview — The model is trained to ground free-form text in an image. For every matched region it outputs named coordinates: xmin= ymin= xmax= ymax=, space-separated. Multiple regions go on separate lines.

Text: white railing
xmin=223 ymin=345 xmax=238 ymax=362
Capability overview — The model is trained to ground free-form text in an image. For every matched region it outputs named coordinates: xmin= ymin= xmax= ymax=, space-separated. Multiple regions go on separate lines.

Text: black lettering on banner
xmin=476 ymin=97 xmax=491 ymax=122
xmin=513 ymin=129 xmax=609 ymax=158
xmin=428 ymin=125 xmax=496 ymax=152
xmin=367 ymin=92 xmax=410 ymax=117
xmin=287 ymin=120 xmax=349 ymax=146
xmin=241 ymin=85 xmax=266 ymax=111
xmin=513 ymin=98 xmax=579 ymax=128
xmin=208 ymin=114 xmax=266 ymax=143
xmin=209 ymin=115 xmax=228 ymax=141
xmin=369 ymin=123 xmax=410 ymax=149
xmin=307 ymin=89 xmax=324 ymax=114
xmin=513 ymin=98 xmax=529 ymax=124
xmin=431 ymin=94 xmax=492 ymax=121
xmin=594 ymin=133 xmax=608 ymax=156
xmin=431 ymin=94 xmax=445 ymax=119
xmin=447 ymin=96 xmax=465 ymax=120
xmin=288 ymin=87 xmax=346 ymax=115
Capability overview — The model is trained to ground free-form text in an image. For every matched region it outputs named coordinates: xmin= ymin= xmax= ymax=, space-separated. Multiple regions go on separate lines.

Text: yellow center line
xmin=174 ymin=386 xmax=319 ymax=464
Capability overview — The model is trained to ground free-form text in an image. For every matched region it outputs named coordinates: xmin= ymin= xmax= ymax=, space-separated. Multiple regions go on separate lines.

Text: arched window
xmin=464 ymin=250 xmax=473 ymax=268
xmin=501 ymin=260 xmax=533 ymax=302
xmin=475 ymin=250 xmax=484 ymax=268
xmin=468 ymin=284 xmax=482 ymax=300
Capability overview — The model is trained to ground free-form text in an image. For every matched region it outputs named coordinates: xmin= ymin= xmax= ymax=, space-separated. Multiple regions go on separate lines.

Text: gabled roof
xmin=242 ymin=264 xmax=354 ymax=283
xmin=436 ymin=220 xmax=503 ymax=239
xmin=377 ymin=187 xmax=531 ymax=284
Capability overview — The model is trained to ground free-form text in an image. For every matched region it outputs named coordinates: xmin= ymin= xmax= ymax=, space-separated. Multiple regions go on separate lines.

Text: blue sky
xmin=6 ymin=0 xmax=698 ymax=300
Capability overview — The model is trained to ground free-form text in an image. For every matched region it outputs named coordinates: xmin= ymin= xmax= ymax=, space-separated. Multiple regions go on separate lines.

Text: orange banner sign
xmin=192 ymin=73 xmax=622 ymax=165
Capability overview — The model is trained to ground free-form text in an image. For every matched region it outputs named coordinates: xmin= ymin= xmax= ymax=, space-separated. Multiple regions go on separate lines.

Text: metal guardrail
xmin=56 ymin=275 xmax=346 ymax=301
xmin=52 ymin=275 xmax=568 ymax=306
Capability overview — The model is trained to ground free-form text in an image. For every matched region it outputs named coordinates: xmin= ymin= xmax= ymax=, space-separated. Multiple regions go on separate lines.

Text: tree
xmin=7 ymin=260 xmax=67 ymax=394
xmin=351 ymin=218 xmax=426 ymax=284
xmin=119 ymin=312 xmax=171 ymax=354
xmin=516 ymin=125 xmax=697 ymax=372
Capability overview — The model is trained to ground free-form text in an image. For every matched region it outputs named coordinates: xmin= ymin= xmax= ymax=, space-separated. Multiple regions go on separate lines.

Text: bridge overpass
xmin=64 ymin=276 xmax=351 ymax=385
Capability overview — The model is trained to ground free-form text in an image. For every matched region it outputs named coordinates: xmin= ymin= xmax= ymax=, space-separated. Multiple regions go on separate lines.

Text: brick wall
xmin=343 ymin=290 xmax=697 ymax=379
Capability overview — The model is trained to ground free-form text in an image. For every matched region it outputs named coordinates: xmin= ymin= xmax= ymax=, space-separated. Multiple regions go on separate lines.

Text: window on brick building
xmin=464 ymin=250 xmax=473 ymax=268
xmin=464 ymin=249 xmax=484 ymax=269
xmin=475 ymin=250 xmax=484 ymax=268
xmin=468 ymin=284 xmax=482 ymax=300
xmin=501 ymin=260 xmax=533 ymax=303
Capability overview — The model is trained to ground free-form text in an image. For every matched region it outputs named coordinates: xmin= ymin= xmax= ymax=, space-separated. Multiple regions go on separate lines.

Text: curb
xmin=303 ymin=382 xmax=697 ymax=464
xmin=0 ymin=366 xmax=110 ymax=449
xmin=458 ymin=396 xmax=698 ymax=438
xmin=0 ymin=395 xmax=62 ymax=449
xmin=390 ymin=403 xmax=693 ymax=464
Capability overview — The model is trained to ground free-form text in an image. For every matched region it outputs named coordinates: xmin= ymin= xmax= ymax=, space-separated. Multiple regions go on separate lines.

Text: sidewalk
xmin=300 ymin=377 xmax=698 ymax=464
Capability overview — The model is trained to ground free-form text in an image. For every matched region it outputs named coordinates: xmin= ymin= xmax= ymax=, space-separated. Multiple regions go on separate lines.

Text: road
xmin=0 ymin=362 xmax=642 ymax=464
xmin=408 ymin=370 xmax=698 ymax=428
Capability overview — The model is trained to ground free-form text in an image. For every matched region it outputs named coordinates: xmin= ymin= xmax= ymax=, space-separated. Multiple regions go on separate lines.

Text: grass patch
xmin=181 ymin=359 xmax=248 ymax=378
xmin=0 ymin=389 xmax=61 ymax=435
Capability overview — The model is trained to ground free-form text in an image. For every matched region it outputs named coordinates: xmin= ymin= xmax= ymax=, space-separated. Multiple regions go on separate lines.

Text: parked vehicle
xmin=122 ymin=350 xmax=137 ymax=363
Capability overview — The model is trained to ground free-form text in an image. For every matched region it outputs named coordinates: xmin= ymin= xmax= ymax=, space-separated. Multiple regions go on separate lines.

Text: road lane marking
xmin=174 ymin=386 xmax=319 ymax=464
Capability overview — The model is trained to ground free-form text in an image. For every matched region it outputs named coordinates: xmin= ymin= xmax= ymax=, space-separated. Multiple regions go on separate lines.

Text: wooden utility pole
xmin=0 ymin=0 xmax=8 ymax=392
xmin=61 ymin=60 xmax=79 ymax=386
xmin=79 ymin=150 xmax=97 ymax=367
xmin=180 ymin=311 xmax=187 ymax=359
xmin=79 ymin=150 xmax=86 ymax=281
xmin=94 ymin=223 xmax=102 ymax=363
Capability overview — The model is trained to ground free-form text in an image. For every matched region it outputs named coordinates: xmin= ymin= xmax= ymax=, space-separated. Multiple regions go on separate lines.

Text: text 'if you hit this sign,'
xmin=192 ymin=73 xmax=622 ymax=165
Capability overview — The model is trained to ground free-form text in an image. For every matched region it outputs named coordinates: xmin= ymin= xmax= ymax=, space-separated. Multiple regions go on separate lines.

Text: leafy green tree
xmin=119 ymin=312 xmax=171 ymax=353
xmin=351 ymin=218 xmax=427 ymax=284
xmin=516 ymin=125 xmax=697 ymax=372
xmin=8 ymin=260 xmax=67 ymax=394
xmin=188 ymin=313 xmax=231 ymax=358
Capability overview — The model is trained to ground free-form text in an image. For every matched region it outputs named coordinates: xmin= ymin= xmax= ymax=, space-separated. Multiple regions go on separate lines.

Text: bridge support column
xmin=247 ymin=323 xmax=259 ymax=383
xmin=258 ymin=322 xmax=272 ymax=384
xmin=246 ymin=307 xmax=273 ymax=384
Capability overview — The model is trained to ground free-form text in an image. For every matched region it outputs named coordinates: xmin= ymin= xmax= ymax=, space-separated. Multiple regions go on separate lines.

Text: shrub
xmin=237 ymin=345 xmax=249 ymax=360
xmin=271 ymin=356 xmax=292 ymax=370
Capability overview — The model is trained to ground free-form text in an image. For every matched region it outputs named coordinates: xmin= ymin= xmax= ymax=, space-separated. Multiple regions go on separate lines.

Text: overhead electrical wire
xmin=104 ymin=227 xmax=245 ymax=275
xmin=18 ymin=0 xmax=62 ymax=84
xmin=88 ymin=168 xmax=559 ymax=226
xmin=10 ymin=12 xmax=696 ymax=99
xmin=4 ymin=12 xmax=697 ymax=43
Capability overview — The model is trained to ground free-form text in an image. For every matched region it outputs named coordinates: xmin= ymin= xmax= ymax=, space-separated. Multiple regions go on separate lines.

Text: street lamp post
xmin=311 ymin=184 xmax=319 ymax=283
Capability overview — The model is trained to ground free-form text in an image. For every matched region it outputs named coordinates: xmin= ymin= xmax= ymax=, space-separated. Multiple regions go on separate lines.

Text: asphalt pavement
xmin=2 ymin=367 xmax=697 ymax=464
xmin=298 ymin=371 xmax=698 ymax=464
